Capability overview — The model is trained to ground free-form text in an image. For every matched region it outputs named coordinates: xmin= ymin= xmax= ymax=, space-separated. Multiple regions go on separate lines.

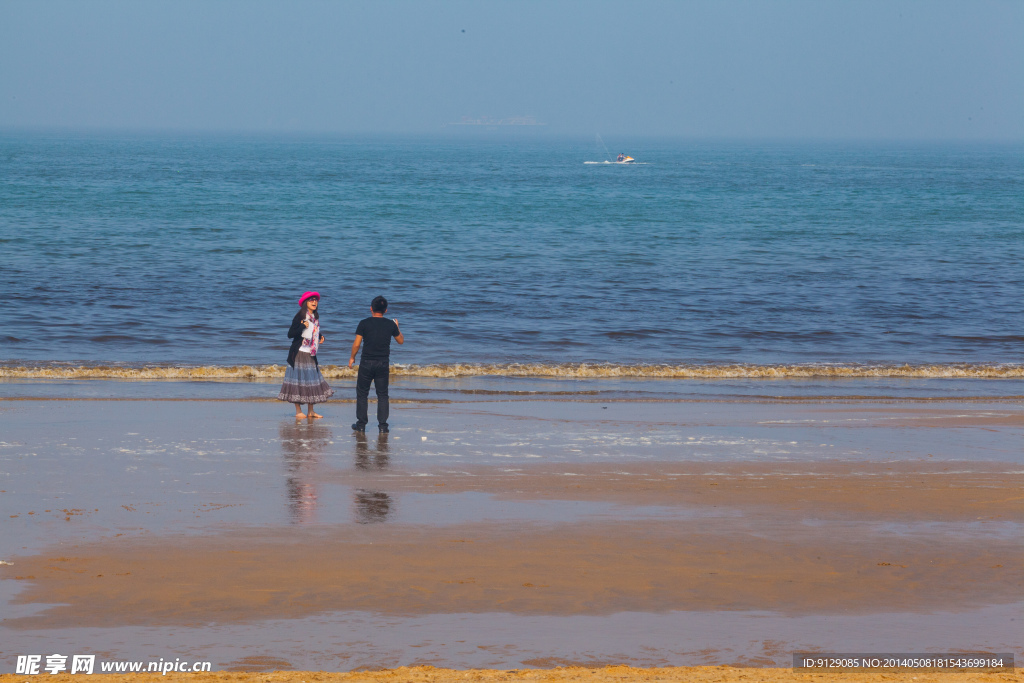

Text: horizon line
xmin=2 ymin=125 xmax=1023 ymax=145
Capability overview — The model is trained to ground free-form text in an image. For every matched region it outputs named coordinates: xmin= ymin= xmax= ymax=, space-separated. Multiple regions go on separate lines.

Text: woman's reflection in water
xmin=353 ymin=432 xmax=393 ymax=523
xmin=279 ymin=421 xmax=332 ymax=524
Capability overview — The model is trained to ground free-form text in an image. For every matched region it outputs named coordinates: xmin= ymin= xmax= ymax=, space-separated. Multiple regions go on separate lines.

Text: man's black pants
xmin=355 ymin=360 xmax=390 ymax=429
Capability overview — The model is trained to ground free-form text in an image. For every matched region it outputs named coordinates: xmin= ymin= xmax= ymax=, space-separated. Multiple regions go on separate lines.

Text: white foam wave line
xmin=2 ymin=362 xmax=1024 ymax=380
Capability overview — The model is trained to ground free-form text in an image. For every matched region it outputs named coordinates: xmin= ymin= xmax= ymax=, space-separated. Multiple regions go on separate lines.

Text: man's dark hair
xmin=371 ymin=295 xmax=388 ymax=313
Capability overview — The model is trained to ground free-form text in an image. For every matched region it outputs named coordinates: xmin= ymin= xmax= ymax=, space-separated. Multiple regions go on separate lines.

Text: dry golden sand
xmin=2 ymin=667 xmax=1022 ymax=683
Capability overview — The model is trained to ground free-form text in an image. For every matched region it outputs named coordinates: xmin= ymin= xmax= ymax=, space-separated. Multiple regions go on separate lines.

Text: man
xmin=348 ymin=295 xmax=404 ymax=433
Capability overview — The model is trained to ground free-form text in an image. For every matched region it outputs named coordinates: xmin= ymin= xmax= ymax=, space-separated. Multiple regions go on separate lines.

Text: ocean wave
xmin=2 ymin=363 xmax=1024 ymax=380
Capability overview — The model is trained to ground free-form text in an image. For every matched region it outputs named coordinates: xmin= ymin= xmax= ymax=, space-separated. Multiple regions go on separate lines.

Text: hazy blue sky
xmin=2 ymin=0 xmax=1022 ymax=139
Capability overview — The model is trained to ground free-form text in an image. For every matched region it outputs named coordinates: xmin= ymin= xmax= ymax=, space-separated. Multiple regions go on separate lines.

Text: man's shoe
xmin=379 ymin=425 xmax=389 ymax=433
xmin=351 ymin=423 xmax=365 ymax=433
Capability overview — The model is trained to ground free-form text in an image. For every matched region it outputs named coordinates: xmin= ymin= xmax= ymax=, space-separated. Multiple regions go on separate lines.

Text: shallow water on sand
xmin=4 ymin=374 xmax=1024 ymax=400
xmin=3 ymin=606 xmax=1021 ymax=671
xmin=2 ymin=391 xmax=1023 ymax=548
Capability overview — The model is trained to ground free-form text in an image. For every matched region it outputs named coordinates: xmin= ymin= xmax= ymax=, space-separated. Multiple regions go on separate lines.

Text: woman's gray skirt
xmin=277 ymin=352 xmax=335 ymax=404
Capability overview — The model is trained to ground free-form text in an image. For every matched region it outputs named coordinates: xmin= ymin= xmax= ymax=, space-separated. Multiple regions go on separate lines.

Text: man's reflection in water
xmin=354 ymin=431 xmax=390 ymax=471
xmin=279 ymin=421 xmax=332 ymax=524
xmin=353 ymin=432 xmax=393 ymax=523
xmin=354 ymin=489 xmax=392 ymax=523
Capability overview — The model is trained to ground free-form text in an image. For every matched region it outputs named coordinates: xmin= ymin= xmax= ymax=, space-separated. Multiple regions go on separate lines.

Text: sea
xmin=1 ymin=131 xmax=1022 ymax=380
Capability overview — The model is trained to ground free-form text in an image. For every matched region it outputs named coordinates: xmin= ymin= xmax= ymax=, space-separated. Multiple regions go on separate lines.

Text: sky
xmin=1 ymin=0 xmax=1022 ymax=139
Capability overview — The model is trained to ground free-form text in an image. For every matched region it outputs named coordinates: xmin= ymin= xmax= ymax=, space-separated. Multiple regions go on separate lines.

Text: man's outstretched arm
xmin=348 ymin=335 xmax=363 ymax=368
xmin=394 ymin=319 xmax=404 ymax=344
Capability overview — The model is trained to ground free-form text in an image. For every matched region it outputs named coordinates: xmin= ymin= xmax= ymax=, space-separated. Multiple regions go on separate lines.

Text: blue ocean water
xmin=1 ymin=132 xmax=1022 ymax=370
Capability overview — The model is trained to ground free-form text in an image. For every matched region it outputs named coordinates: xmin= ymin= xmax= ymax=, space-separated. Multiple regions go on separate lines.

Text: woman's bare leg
xmin=308 ymin=403 xmax=323 ymax=419
xmin=295 ymin=403 xmax=306 ymax=419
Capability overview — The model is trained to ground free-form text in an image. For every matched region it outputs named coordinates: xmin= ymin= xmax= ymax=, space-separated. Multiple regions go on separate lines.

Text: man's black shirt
xmin=356 ymin=317 xmax=400 ymax=362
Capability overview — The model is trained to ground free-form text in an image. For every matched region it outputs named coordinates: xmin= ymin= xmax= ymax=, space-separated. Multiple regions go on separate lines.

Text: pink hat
xmin=298 ymin=291 xmax=320 ymax=306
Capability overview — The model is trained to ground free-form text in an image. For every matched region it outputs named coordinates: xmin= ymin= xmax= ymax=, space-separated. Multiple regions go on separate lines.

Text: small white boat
xmin=615 ymin=154 xmax=635 ymax=164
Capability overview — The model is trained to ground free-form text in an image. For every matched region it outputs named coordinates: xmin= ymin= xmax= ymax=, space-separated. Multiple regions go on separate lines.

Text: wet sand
xmin=6 ymin=458 xmax=1024 ymax=628
xmin=318 ymin=459 xmax=1024 ymax=521
xmin=7 ymin=514 xmax=1023 ymax=628
xmin=2 ymin=392 xmax=1022 ymax=669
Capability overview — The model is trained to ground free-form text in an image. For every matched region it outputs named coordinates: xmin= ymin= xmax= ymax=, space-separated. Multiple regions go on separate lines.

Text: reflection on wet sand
xmin=279 ymin=421 xmax=333 ymax=524
xmin=354 ymin=432 xmax=391 ymax=471
xmin=353 ymin=432 xmax=393 ymax=523
xmin=354 ymin=489 xmax=392 ymax=524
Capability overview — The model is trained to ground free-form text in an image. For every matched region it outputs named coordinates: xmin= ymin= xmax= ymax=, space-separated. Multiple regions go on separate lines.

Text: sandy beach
xmin=2 ymin=386 xmax=1022 ymax=670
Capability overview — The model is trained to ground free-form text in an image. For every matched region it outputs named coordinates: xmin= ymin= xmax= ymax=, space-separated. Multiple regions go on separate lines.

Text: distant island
xmin=447 ymin=115 xmax=546 ymax=127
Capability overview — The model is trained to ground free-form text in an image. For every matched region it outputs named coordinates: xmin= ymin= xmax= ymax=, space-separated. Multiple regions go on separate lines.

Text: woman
xmin=278 ymin=291 xmax=335 ymax=419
